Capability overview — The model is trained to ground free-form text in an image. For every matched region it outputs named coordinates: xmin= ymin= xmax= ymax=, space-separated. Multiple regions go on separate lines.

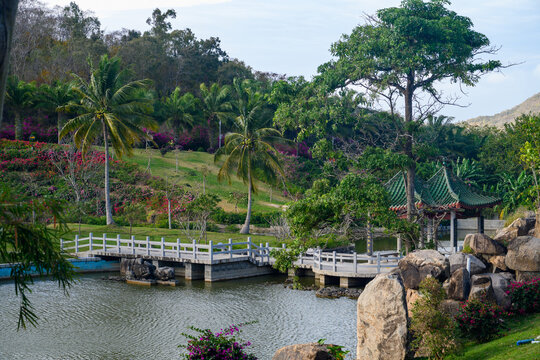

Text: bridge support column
xmin=339 ymin=277 xmax=363 ymax=288
xmin=318 ymin=274 xmax=339 ymax=287
xmin=185 ymin=263 xmax=205 ymax=280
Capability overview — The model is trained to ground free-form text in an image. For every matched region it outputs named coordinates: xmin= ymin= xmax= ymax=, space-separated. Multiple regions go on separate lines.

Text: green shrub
xmin=224 ymin=224 xmax=238 ymax=233
xmin=410 ymin=277 xmax=460 ymax=360
xmin=206 ymin=223 xmax=220 ymax=233
xmin=455 ymin=297 xmax=506 ymax=342
xmin=507 ymin=277 xmax=540 ymax=314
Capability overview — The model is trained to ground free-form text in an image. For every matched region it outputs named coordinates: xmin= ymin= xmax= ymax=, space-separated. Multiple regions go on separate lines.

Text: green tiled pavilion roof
xmin=385 ymin=167 xmax=501 ymax=212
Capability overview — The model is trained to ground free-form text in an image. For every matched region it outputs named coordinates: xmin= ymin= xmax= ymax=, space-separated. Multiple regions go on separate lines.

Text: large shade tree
xmin=319 ymin=0 xmax=502 ymax=225
xmin=5 ymin=76 xmax=36 ymax=140
xmin=37 ymin=81 xmax=77 ymax=144
xmin=162 ymin=87 xmax=198 ymax=139
xmin=199 ymin=82 xmax=231 ymax=149
xmin=215 ymin=79 xmax=287 ymax=234
xmin=60 ymin=55 xmax=157 ymax=225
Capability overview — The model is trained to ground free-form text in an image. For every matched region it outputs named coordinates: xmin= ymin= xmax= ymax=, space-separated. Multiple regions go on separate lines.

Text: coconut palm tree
xmin=37 ymin=81 xmax=77 ymax=144
xmin=60 ymin=55 xmax=157 ymax=225
xmin=214 ymin=79 xmax=287 ymax=234
xmin=162 ymin=87 xmax=198 ymax=140
xmin=199 ymin=82 xmax=231 ymax=150
xmin=5 ymin=76 xmax=36 ymax=140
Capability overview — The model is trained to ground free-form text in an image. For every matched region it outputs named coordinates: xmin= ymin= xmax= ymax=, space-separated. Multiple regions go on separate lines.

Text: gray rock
xmin=398 ymin=250 xmax=449 ymax=289
xmin=132 ymin=260 xmax=156 ymax=280
xmin=272 ymin=343 xmax=336 ymax=360
xmin=155 ymin=267 xmax=175 ymax=281
xmin=440 ymin=299 xmax=461 ymax=318
xmin=357 ymin=273 xmax=409 ymax=360
xmin=485 ymin=273 xmax=514 ymax=309
xmin=494 ymin=218 xmax=535 ymax=243
xmin=449 ymin=253 xmax=486 ymax=275
xmin=505 ymin=236 xmax=540 ymax=272
xmin=446 ymin=268 xmax=471 ymax=301
xmin=469 ymin=275 xmax=496 ymax=303
xmin=315 ymin=287 xmax=362 ymax=299
xmin=463 ymin=233 xmax=506 ymax=255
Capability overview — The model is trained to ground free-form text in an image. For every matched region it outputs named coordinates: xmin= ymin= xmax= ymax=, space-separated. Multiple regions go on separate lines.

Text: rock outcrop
xmin=357 ymin=273 xmax=409 ymax=360
xmin=448 ymin=253 xmax=486 ymax=275
xmin=485 ymin=273 xmax=514 ymax=309
xmin=505 ymin=236 xmax=540 ymax=272
xmin=272 ymin=343 xmax=336 ymax=360
xmin=493 ymin=217 xmax=535 ymax=243
xmin=446 ymin=268 xmax=471 ymax=301
xmin=155 ymin=267 xmax=175 ymax=281
xmin=487 ymin=255 xmax=508 ymax=271
xmin=463 ymin=233 xmax=506 ymax=255
xmin=398 ymin=250 xmax=449 ymax=289
xmin=469 ymin=275 xmax=496 ymax=303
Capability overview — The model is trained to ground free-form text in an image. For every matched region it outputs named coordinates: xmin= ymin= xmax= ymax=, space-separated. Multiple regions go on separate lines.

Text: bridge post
xmin=176 ymin=238 xmax=180 ymax=258
xmin=318 ymin=249 xmax=322 ymax=270
xmin=89 ymin=233 xmax=93 ymax=252
xmin=117 ymin=234 xmax=121 ymax=253
xmin=377 ymin=252 xmax=381 ymax=273
xmin=193 ymin=240 xmax=197 ymax=259
xmin=282 ymin=243 xmax=286 ymax=249
xmin=209 ymin=241 xmax=214 ymax=264
xmin=103 ymin=233 xmax=107 ymax=252
xmin=131 ymin=235 xmax=135 ymax=255
xmin=265 ymin=242 xmax=269 ymax=263
xmin=228 ymin=239 xmax=233 ymax=259
xmin=161 ymin=237 xmax=165 ymax=257
xmin=353 ymin=252 xmax=357 ymax=273
xmin=146 ymin=236 xmax=150 ymax=256
xmin=247 ymin=237 xmax=252 ymax=259
xmin=333 ymin=251 xmax=337 ymax=272
xmin=75 ymin=235 xmax=79 ymax=253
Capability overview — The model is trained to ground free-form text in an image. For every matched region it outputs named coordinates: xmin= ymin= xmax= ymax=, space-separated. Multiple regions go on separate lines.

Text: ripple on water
xmin=0 ymin=275 xmax=357 ymax=359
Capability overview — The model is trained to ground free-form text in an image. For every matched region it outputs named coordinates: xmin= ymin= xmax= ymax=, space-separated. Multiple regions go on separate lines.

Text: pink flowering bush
xmin=180 ymin=324 xmax=257 ymax=360
xmin=455 ymin=298 xmax=506 ymax=342
xmin=0 ymin=118 xmax=57 ymax=142
xmin=506 ymin=277 xmax=540 ymax=314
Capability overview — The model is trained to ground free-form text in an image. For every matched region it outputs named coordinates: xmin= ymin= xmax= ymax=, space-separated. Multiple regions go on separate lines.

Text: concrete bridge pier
xmin=185 ymin=263 xmax=205 ymax=280
xmin=339 ymin=277 xmax=365 ymax=288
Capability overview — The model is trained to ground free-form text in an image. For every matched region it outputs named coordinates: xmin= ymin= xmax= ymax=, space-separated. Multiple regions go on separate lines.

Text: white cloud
xmin=484 ymin=72 xmax=509 ymax=84
xmin=534 ymin=64 xmax=540 ymax=78
xmin=42 ymin=0 xmax=231 ymax=12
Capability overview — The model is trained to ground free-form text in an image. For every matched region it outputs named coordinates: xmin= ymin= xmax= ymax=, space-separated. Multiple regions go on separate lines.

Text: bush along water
xmin=506 ymin=277 xmax=540 ymax=314
xmin=179 ymin=324 xmax=257 ymax=360
xmin=455 ymin=297 xmax=507 ymax=343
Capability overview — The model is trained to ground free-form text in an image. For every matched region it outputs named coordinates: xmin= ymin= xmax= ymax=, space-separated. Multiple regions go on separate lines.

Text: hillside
xmin=466 ymin=92 xmax=540 ymax=127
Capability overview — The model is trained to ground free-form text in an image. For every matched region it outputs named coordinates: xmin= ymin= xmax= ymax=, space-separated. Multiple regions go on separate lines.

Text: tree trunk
xmin=535 ymin=209 xmax=540 ymax=238
xmin=14 ymin=111 xmax=22 ymax=140
xmin=0 ymin=0 xmax=19 ymax=129
xmin=168 ymin=198 xmax=172 ymax=230
xmin=103 ymin=124 xmax=115 ymax=225
xmin=240 ymin=165 xmax=252 ymax=234
xmin=57 ymin=112 xmax=64 ymax=144
xmin=207 ymin=115 xmax=214 ymax=150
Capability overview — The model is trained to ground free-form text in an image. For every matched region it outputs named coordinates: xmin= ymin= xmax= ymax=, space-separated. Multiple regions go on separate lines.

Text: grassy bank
xmin=446 ymin=313 xmax=540 ymax=360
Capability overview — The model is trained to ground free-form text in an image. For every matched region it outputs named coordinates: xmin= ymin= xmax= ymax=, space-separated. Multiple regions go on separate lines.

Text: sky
xmin=41 ymin=0 xmax=540 ymax=122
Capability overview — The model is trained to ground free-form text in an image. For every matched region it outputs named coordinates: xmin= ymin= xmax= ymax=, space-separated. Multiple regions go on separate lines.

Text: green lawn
xmin=123 ymin=148 xmax=288 ymax=213
xmin=60 ymin=223 xmax=279 ymax=247
xmin=446 ymin=313 xmax=540 ymax=360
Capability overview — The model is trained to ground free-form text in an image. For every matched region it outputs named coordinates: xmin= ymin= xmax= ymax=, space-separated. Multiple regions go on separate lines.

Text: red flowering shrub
xmin=506 ymin=277 xmax=540 ymax=314
xmin=455 ymin=298 xmax=506 ymax=342
xmin=0 ymin=118 xmax=57 ymax=142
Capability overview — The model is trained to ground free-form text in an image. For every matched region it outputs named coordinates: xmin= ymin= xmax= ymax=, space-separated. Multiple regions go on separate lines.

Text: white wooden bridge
xmin=61 ymin=233 xmax=401 ymax=285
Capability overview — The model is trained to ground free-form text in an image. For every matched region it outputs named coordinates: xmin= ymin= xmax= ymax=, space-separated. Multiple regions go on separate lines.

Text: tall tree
xmin=199 ymin=82 xmax=231 ymax=149
xmin=215 ymin=79 xmax=287 ymax=234
xmin=319 ymin=0 xmax=502 ymax=224
xmin=162 ymin=87 xmax=198 ymax=138
xmin=37 ymin=81 xmax=77 ymax=143
xmin=60 ymin=55 xmax=156 ymax=225
xmin=5 ymin=76 xmax=36 ymax=140
xmin=0 ymin=0 xmax=19 ymax=129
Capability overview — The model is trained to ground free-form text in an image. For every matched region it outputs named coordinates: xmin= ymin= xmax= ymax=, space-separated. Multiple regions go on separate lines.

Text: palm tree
xmin=5 ymin=76 xmax=36 ymax=140
xmin=214 ymin=79 xmax=287 ymax=234
xmin=162 ymin=87 xmax=198 ymax=140
xmin=60 ymin=55 xmax=157 ymax=225
xmin=199 ymin=82 xmax=231 ymax=149
xmin=37 ymin=81 xmax=77 ymax=144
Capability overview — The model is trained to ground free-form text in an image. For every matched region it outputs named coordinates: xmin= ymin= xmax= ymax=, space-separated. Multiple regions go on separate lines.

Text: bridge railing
xmin=60 ymin=233 xmax=271 ymax=265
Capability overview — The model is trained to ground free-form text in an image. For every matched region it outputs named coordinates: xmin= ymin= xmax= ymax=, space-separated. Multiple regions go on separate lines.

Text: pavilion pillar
xmin=396 ymin=234 xmax=402 ymax=253
xmin=450 ymin=210 xmax=457 ymax=253
xmin=419 ymin=218 xmax=425 ymax=249
xmin=427 ymin=217 xmax=433 ymax=245
xmin=477 ymin=214 xmax=485 ymax=234
xmin=367 ymin=214 xmax=373 ymax=256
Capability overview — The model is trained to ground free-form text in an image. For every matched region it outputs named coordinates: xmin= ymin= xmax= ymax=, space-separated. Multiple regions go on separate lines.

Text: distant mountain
xmin=465 ymin=92 xmax=540 ymax=127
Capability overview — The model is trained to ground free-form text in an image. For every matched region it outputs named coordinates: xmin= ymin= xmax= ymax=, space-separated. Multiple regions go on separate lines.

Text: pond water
xmin=0 ymin=274 xmax=357 ymax=360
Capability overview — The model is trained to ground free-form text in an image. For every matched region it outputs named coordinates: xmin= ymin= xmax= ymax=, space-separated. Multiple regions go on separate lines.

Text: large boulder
xmin=272 ymin=343 xmax=336 ymax=360
xmin=357 ymin=273 xmax=409 ymax=360
xmin=463 ymin=233 xmax=506 ymax=256
xmin=132 ymin=260 xmax=156 ymax=280
xmin=448 ymin=253 xmax=486 ymax=275
xmin=446 ymin=268 xmax=471 ymax=301
xmin=398 ymin=250 xmax=449 ymax=289
xmin=494 ymin=218 xmax=535 ymax=243
xmin=487 ymin=255 xmax=508 ymax=271
xmin=406 ymin=289 xmax=421 ymax=318
xmin=469 ymin=275 xmax=496 ymax=303
xmin=155 ymin=267 xmax=175 ymax=281
xmin=485 ymin=273 xmax=514 ymax=309
xmin=505 ymin=236 xmax=540 ymax=272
